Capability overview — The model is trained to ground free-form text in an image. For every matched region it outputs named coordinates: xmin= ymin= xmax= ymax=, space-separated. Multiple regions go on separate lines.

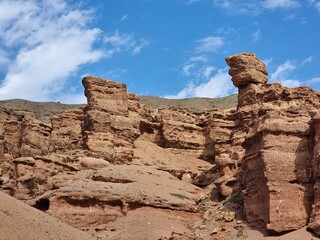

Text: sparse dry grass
xmin=0 ymin=94 xmax=238 ymax=121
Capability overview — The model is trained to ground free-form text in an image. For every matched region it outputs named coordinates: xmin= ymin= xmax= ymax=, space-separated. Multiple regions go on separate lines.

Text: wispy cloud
xmin=195 ymin=36 xmax=224 ymax=53
xmin=165 ymin=69 xmax=234 ymax=99
xmin=184 ymin=0 xmax=202 ymax=5
xmin=182 ymin=63 xmax=195 ymax=76
xmin=302 ymin=56 xmax=313 ymax=65
xmin=315 ymin=2 xmax=320 ymax=12
xmin=171 ymin=33 xmax=231 ymax=99
xmin=0 ymin=49 xmax=10 ymax=67
xmin=0 ymin=0 xmax=103 ymax=102
xmin=189 ymin=55 xmax=208 ymax=63
xmin=270 ymin=60 xmax=296 ymax=82
xmin=270 ymin=60 xmax=301 ymax=87
xmin=283 ymin=14 xmax=296 ymax=21
xmin=104 ymin=31 xmax=149 ymax=56
xmin=251 ymin=29 xmax=261 ymax=41
xmin=263 ymin=0 xmax=299 ymax=9
xmin=120 ymin=14 xmax=128 ymax=22
xmin=307 ymin=0 xmax=320 ymax=12
xmin=203 ymin=66 xmax=216 ymax=79
xmin=307 ymin=77 xmax=320 ymax=84
xmin=213 ymin=0 xmax=262 ymax=14
xmin=105 ymin=68 xmax=128 ymax=79
xmin=213 ymin=0 xmax=300 ymax=15
xmin=263 ymin=58 xmax=273 ymax=66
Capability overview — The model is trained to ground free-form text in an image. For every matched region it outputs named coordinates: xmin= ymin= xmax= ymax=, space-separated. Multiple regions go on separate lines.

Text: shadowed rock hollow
xmin=1 ymin=52 xmax=320 ymax=239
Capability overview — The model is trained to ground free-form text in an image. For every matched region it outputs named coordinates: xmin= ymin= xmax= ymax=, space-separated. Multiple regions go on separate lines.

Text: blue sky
xmin=0 ymin=0 xmax=320 ymax=103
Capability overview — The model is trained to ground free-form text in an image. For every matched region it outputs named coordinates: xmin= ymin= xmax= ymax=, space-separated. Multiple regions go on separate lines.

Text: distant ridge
xmin=140 ymin=94 xmax=238 ymax=113
xmin=0 ymin=94 xmax=238 ymax=121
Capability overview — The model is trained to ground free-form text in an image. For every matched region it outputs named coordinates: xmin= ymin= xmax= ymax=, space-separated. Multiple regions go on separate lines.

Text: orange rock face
xmin=226 ymin=52 xmax=268 ymax=88
xmin=2 ymin=52 xmax=320 ymax=239
xmin=226 ymin=52 xmax=320 ymax=234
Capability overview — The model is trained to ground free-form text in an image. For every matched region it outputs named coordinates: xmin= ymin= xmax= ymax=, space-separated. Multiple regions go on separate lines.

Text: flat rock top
xmin=0 ymin=191 xmax=96 ymax=240
xmin=52 ymin=164 xmax=201 ymax=212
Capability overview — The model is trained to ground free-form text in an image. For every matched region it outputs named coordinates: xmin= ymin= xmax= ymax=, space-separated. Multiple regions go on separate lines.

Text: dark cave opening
xmin=34 ymin=198 xmax=50 ymax=211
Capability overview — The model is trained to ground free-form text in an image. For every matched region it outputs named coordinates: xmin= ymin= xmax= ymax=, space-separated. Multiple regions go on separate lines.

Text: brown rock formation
xmin=82 ymin=76 xmax=140 ymax=163
xmin=2 ymin=52 xmax=320 ymax=239
xmin=309 ymin=112 xmax=320 ymax=235
xmin=226 ymin=52 xmax=268 ymax=88
xmin=226 ymin=52 xmax=320 ymax=234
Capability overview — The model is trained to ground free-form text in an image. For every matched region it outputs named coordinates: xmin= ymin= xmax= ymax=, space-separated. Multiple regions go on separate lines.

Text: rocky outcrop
xmin=205 ymin=109 xmax=243 ymax=197
xmin=226 ymin=52 xmax=320 ymax=234
xmin=242 ymin=110 xmax=313 ymax=232
xmin=49 ymin=109 xmax=84 ymax=152
xmin=309 ymin=112 xmax=320 ymax=234
xmin=82 ymin=76 xmax=140 ymax=163
xmin=2 ymin=52 xmax=320 ymax=239
xmin=226 ymin=52 xmax=268 ymax=88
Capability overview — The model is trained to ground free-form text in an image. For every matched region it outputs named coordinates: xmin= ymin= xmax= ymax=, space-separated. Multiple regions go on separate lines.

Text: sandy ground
xmin=0 ymin=191 xmax=97 ymax=240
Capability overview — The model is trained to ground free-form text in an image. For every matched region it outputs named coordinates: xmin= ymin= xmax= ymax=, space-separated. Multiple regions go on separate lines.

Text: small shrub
xmin=170 ymin=193 xmax=190 ymax=200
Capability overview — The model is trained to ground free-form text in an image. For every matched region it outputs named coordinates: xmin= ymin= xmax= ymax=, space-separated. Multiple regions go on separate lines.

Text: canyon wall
xmin=1 ymin=52 xmax=320 ymax=237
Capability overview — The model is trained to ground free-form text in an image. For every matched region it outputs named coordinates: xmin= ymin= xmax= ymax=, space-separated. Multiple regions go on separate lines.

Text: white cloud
xmin=213 ymin=0 xmax=300 ymax=14
xmin=263 ymin=58 xmax=273 ymax=66
xmin=59 ymin=93 xmax=87 ymax=104
xmin=280 ymin=79 xmax=301 ymax=87
xmin=213 ymin=0 xmax=262 ymax=14
xmin=104 ymin=31 xmax=149 ymax=56
xmin=120 ymin=14 xmax=128 ymax=22
xmin=203 ymin=66 xmax=216 ymax=79
xmin=283 ymin=14 xmax=296 ymax=21
xmin=0 ymin=49 xmax=10 ymax=67
xmin=270 ymin=60 xmax=303 ymax=87
xmin=182 ymin=64 xmax=195 ymax=76
xmin=0 ymin=0 xmax=103 ymax=102
xmin=270 ymin=60 xmax=296 ymax=82
xmin=104 ymin=68 xmax=128 ymax=79
xmin=302 ymin=56 xmax=313 ymax=65
xmin=263 ymin=0 xmax=299 ymax=9
xmin=165 ymin=69 xmax=235 ymax=99
xmin=189 ymin=55 xmax=208 ymax=63
xmin=195 ymin=36 xmax=224 ymax=53
xmin=184 ymin=0 xmax=202 ymax=4
xmin=251 ymin=29 xmax=261 ymax=41
xmin=315 ymin=2 xmax=320 ymax=12
xmin=306 ymin=77 xmax=320 ymax=85
xmin=307 ymin=0 xmax=320 ymax=12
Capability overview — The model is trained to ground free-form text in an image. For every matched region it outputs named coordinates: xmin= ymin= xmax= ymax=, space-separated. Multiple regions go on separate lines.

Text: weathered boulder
xmin=226 ymin=52 xmax=268 ymax=88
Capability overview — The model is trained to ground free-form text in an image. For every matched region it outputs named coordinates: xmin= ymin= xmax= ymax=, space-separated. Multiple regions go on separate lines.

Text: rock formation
xmin=1 ymin=52 xmax=320 ymax=239
xmin=82 ymin=76 xmax=140 ymax=163
xmin=226 ymin=52 xmax=268 ymax=88
xmin=226 ymin=52 xmax=320 ymax=234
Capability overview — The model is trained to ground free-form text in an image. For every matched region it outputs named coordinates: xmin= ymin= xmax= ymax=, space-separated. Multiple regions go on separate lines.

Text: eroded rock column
xmin=226 ymin=52 xmax=316 ymax=233
xmin=309 ymin=113 xmax=320 ymax=235
xmin=82 ymin=76 xmax=140 ymax=163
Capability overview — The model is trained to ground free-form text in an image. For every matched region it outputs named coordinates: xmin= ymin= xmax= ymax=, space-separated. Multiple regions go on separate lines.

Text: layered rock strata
xmin=1 ymin=53 xmax=320 ymax=238
xmin=309 ymin=113 xmax=320 ymax=234
xmin=226 ymin=52 xmax=320 ymax=234
xmin=82 ymin=77 xmax=140 ymax=163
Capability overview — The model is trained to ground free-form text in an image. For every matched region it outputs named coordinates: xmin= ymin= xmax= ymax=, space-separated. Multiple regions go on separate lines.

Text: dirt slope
xmin=0 ymin=191 xmax=97 ymax=240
